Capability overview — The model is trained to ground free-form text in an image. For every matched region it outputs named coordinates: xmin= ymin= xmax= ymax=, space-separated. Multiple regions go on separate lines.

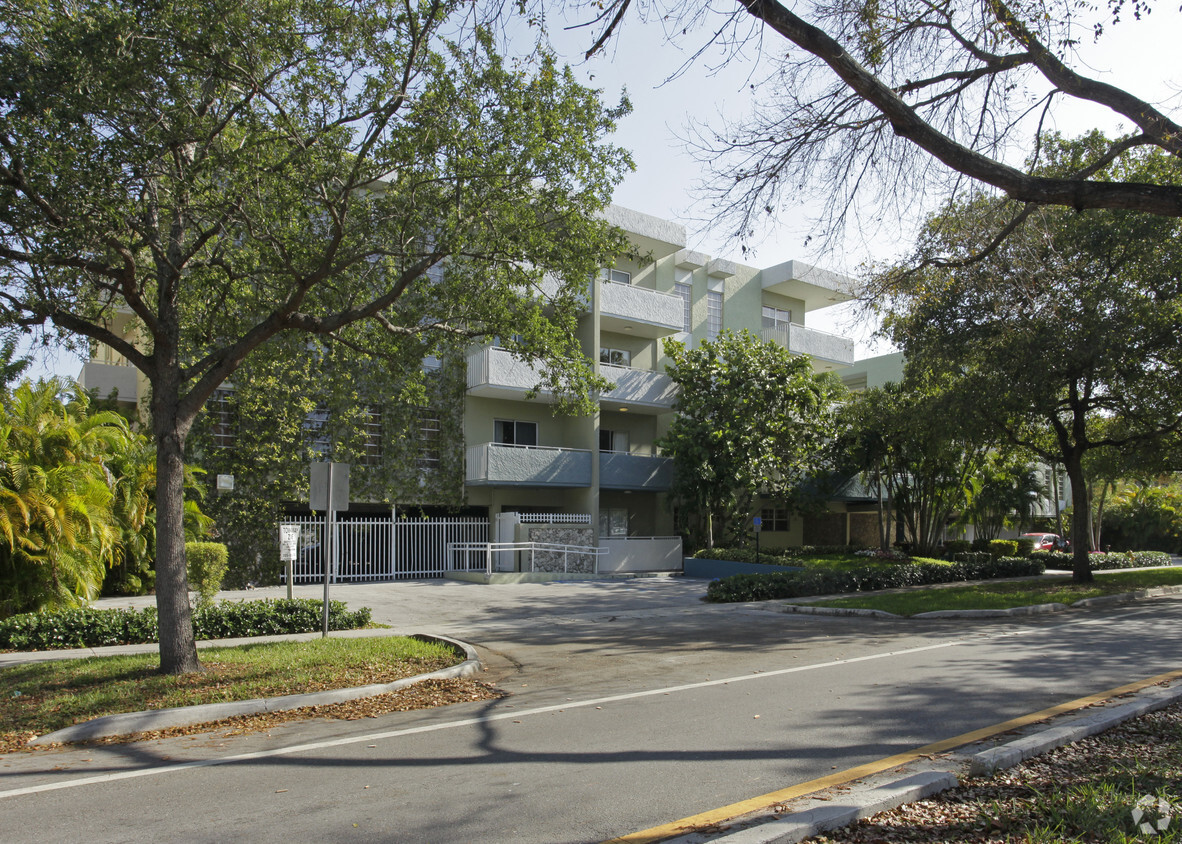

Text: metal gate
xmin=282 ymin=515 xmax=488 ymax=583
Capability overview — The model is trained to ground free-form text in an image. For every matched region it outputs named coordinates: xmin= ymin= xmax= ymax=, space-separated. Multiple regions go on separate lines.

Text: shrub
xmin=186 ymin=542 xmax=229 ymax=606
xmin=1031 ymin=550 xmax=1172 ymax=571
xmin=0 ymin=598 xmax=372 ymax=651
xmin=692 ymin=545 xmax=871 ymax=565
xmin=970 ymin=538 xmax=992 ymax=552
xmin=1015 ymin=537 xmax=1035 ymax=557
xmin=942 ymin=540 xmax=971 ymax=556
xmin=989 ymin=539 xmax=1018 ymax=558
xmin=704 ymin=556 xmax=1046 ymax=603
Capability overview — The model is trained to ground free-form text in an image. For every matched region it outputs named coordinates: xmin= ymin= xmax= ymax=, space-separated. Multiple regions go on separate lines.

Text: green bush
xmin=186 ymin=542 xmax=229 ymax=606
xmin=692 ymin=545 xmax=866 ymax=564
xmin=942 ymin=540 xmax=971 ymax=556
xmin=704 ymin=556 xmax=1046 ymax=603
xmin=0 ymin=598 xmax=372 ymax=651
xmin=1031 ymin=550 xmax=1172 ymax=571
xmin=1015 ymin=537 xmax=1035 ymax=557
xmin=989 ymin=539 xmax=1018 ymax=558
xmin=970 ymin=538 xmax=992 ymax=552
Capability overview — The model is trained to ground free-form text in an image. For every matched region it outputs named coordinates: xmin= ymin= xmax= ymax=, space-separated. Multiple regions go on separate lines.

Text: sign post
xmin=753 ymin=515 xmax=762 ymax=566
xmin=279 ymin=525 xmax=301 ymax=600
xmin=310 ymin=462 xmax=350 ymax=637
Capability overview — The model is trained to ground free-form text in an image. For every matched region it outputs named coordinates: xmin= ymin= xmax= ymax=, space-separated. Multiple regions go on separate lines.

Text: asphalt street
xmin=2 ymin=578 xmax=1181 ymax=843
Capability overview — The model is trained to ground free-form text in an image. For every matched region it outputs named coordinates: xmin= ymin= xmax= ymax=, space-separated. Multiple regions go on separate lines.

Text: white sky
xmin=22 ymin=5 xmax=1182 ymax=379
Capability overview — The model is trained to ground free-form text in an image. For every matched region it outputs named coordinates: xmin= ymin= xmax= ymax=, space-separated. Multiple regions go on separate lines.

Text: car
xmin=1020 ymin=532 xmax=1067 ymax=551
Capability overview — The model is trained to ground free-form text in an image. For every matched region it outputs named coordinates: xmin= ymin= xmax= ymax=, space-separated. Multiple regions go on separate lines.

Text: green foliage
xmin=1031 ymin=550 xmax=1171 ymax=571
xmin=0 ymin=599 xmax=371 ymax=651
xmin=0 ymin=0 xmax=633 ymax=671
xmin=659 ymin=330 xmax=846 ymax=548
xmin=877 ymin=136 xmax=1182 ymax=579
xmin=704 ymin=556 xmax=1046 ymax=602
xmin=1015 ymin=537 xmax=1035 ymax=557
xmin=1102 ymin=482 xmax=1182 ymax=554
xmin=185 ymin=542 xmax=228 ymax=607
xmin=0 ymin=380 xmax=123 ymax=616
xmin=693 ymin=545 xmax=860 ymax=563
xmin=833 ymin=379 xmax=985 ymax=555
xmin=189 ymin=344 xmax=467 ymax=588
xmin=989 ymin=539 xmax=1018 ymax=558
xmin=943 ymin=540 xmax=971 ymax=555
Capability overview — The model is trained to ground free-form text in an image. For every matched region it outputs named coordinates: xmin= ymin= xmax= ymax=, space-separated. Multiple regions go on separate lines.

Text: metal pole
xmin=322 ymin=463 xmax=333 ymax=638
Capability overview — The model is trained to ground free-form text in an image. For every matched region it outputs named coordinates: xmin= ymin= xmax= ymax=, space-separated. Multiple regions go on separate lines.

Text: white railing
xmin=446 ymin=541 xmax=607 ymax=575
xmin=281 ymin=515 xmax=489 ymax=583
xmin=518 ymin=513 xmax=592 ymax=524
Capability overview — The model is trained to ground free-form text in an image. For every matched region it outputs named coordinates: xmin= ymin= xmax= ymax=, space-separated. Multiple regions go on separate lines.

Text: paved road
xmin=2 ymin=579 xmax=1181 ymax=843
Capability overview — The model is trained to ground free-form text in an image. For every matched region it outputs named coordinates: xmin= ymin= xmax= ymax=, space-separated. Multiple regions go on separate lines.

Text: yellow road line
xmin=603 ymin=668 xmax=1182 ymax=844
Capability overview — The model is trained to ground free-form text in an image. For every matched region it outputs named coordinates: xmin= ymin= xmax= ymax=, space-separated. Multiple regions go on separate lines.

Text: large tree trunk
xmin=1063 ymin=454 xmax=1093 ymax=583
xmin=152 ymin=374 xmax=202 ymax=675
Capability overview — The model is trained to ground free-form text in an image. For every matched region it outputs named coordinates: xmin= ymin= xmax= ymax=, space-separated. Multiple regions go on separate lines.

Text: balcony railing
xmin=466 ymin=346 xmax=549 ymax=399
xmin=599 ymin=452 xmax=674 ymax=491
xmin=466 ymin=442 xmax=592 ymax=487
xmin=598 ymin=364 xmax=677 ymax=412
xmin=760 ymin=324 xmax=855 ymax=367
xmin=77 ymin=361 xmax=139 ymax=402
xmin=599 ymin=280 xmax=684 ymax=337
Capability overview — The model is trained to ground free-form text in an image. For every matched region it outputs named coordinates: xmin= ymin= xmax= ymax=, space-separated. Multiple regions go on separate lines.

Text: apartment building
xmin=78 ymin=204 xmax=859 ymax=569
xmin=463 ymin=206 xmax=856 ymax=549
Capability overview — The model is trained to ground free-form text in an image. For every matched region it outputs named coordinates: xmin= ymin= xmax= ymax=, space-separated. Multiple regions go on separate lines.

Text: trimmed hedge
xmin=0 ymin=598 xmax=372 ymax=652
xmin=692 ymin=545 xmax=871 ymax=565
xmin=1031 ymin=550 xmax=1172 ymax=571
xmin=704 ymin=556 xmax=1046 ymax=603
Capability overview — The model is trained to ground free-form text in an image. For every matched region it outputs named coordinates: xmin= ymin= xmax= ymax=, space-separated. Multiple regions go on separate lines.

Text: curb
xmin=967 ymin=681 xmax=1182 ymax=776
xmin=28 ymin=633 xmax=481 ymax=746
xmin=693 ymin=679 xmax=1182 ymax=844
xmin=705 ymin=772 xmax=958 ymax=844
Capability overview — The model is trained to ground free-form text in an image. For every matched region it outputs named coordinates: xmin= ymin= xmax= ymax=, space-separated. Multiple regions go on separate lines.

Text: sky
xmin=22 ymin=4 xmax=1182 ymax=379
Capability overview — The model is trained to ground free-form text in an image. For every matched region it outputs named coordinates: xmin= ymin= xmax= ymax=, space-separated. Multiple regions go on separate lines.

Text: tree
xmin=0 ymin=0 xmax=632 ymax=672
xmin=658 ymin=330 xmax=844 ymax=548
xmin=960 ymin=453 xmax=1044 ymax=543
xmin=578 ymin=0 xmax=1182 ymax=253
xmin=878 ymin=143 xmax=1182 ymax=580
xmin=0 ymin=380 xmax=124 ymax=616
xmin=834 ymin=380 xmax=985 ymax=555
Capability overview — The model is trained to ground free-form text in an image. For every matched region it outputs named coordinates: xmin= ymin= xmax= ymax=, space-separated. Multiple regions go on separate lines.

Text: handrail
xmin=447 ymin=541 xmax=607 ymax=575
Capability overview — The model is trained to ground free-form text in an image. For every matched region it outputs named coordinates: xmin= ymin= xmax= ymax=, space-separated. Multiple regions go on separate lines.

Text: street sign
xmin=310 ymin=462 xmax=349 ymax=512
xmin=753 ymin=515 xmax=762 ymax=533
xmin=279 ymin=525 xmax=301 ymax=562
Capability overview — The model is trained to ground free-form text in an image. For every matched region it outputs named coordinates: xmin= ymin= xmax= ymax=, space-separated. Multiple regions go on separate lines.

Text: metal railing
xmin=446 ymin=541 xmax=608 ymax=575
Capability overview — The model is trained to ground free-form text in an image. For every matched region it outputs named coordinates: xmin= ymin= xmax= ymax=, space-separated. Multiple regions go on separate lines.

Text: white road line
xmin=0 ymin=638 xmax=968 ymax=800
xmin=0 ymin=610 xmax=1147 ymax=801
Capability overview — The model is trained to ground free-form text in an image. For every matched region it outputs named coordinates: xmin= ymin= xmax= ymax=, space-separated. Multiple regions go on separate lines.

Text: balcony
xmin=599 ymin=364 xmax=677 ymax=413
xmin=599 ymin=452 xmax=674 ymax=491
xmin=77 ymin=362 xmax=139 ymax=402
xmin=761 ymin=325 xmax=855 ymax=369
xmin=466 ymin=346 xmax=550 ymax=401
xmin=599 ymin=281 xmax=683 ymax=338
xmin=466 ymin=443 xmax=592 ymax=488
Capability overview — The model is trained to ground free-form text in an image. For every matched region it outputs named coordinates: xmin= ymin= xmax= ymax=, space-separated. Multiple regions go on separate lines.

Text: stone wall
xmin=527 ymin=527 xmax=596 ymax=573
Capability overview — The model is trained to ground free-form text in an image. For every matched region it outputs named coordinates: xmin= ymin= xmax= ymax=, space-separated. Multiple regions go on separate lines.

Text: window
xmin=762 ymin=306 xmax=793 ymax=331
xmin=598 ymin=429 xmax=629 ymax=453
xmin=494 ymin=419 xmax=538 ymax=446
xmin=599 ymin=508 xmax=629 ymax=538
xmin=361 ymin=406 xmax=382 ymax=466
xmin=208 ymin=388 xmax=235 ymax=450
xmin=599 ymin=268 xmax=631 ymax=285
xmin=674 ymin=281 xmax=692 ymax=333
xmin=706 ymin=290 xmax=723 ymax=340
xmin=760 ymin=507 xmax=790 ymax=532
xmin=303 ymin=404 xmax=331 ymax=457
xmin=599 ymin=347 xmax=631 ymax=367
xmin=417 ymin=411 xmax=441 ymax=470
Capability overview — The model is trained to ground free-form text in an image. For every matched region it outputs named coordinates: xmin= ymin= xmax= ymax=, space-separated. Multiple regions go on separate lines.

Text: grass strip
xmin=0 ymin=635 xmax=460 ymax=745
xmin=801 ymin=568 xmax=1182 ymax=616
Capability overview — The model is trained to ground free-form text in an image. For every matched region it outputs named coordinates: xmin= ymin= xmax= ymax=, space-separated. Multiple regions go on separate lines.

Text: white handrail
xmin=447 ymin=541 xmax=607 ymax=575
